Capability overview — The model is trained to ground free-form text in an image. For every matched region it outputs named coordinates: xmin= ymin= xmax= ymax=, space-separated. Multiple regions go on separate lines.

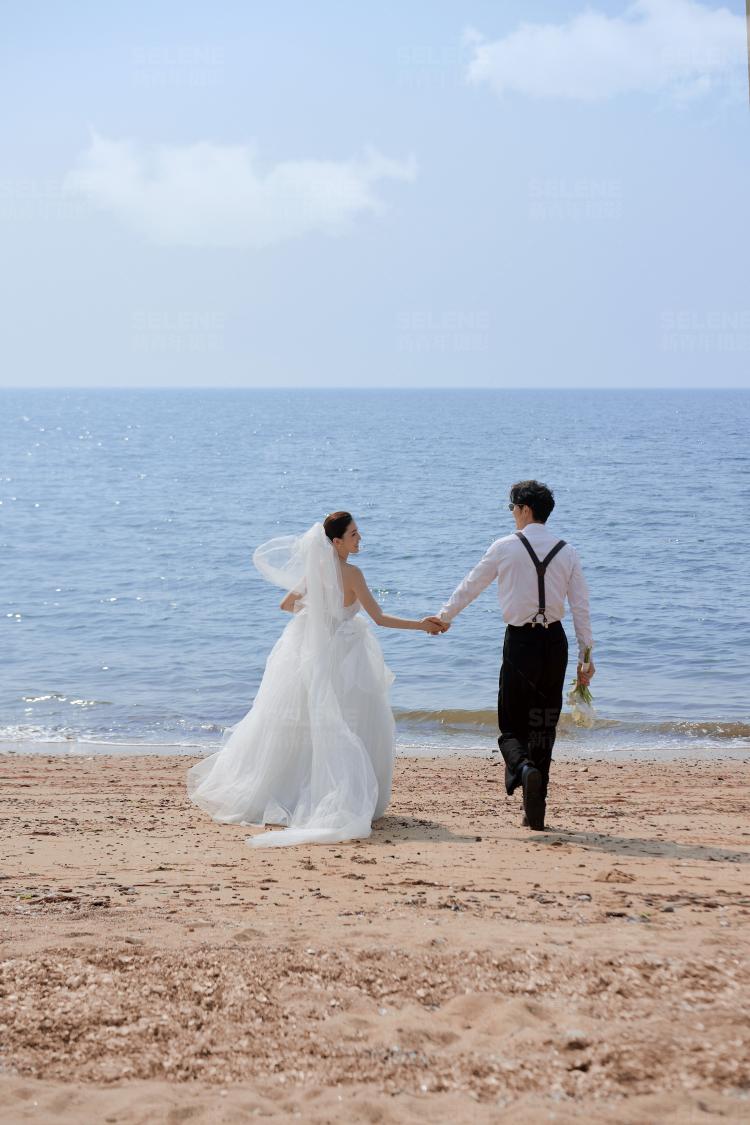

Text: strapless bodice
xmin=342 ymin=599 xmax=360 ymax=619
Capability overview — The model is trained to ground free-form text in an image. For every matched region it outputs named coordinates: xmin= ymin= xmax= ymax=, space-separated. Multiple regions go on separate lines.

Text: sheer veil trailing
xmin=249 ymin=522 xmax=380 ymax=846
xmin=187 ymin=522 xmax=388 ymax=848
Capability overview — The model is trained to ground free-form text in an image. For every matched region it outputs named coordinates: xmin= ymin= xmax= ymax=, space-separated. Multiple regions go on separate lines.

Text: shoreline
xmin=2 ymin=753 xmax=749 ymax=1122
xmin=2 ymin=737 xmax=749 ymax=762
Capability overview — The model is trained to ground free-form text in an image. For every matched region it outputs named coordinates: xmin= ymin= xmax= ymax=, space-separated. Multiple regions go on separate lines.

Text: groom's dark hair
xmin=509 ymin=480 xmax=555 ymax=523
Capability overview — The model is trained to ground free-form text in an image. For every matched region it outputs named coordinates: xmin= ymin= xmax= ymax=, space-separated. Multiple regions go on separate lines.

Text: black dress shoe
xmin=521 ymin=765 xmax=544 ymax=830
xmin=520 ymin=814 xmax=529 ymax=828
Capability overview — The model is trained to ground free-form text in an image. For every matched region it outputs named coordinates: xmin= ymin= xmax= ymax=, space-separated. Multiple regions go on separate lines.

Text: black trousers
xmin=498 ymin=621 xmax=569 ymax=806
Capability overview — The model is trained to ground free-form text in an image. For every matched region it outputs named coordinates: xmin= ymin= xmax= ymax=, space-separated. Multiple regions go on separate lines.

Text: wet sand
xmin=1 ymin=752 xmax=749 ymax=1123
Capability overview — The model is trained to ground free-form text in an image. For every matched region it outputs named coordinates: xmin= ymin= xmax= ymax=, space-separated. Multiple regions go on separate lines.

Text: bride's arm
xmin=280 ymin=591 xmax=303 ymax=613
xmin=351 ymin=568 xmax=443 ymax=634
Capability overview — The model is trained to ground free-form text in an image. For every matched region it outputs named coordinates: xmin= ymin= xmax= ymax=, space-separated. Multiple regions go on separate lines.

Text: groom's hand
xmin=425 ymin=615 xmax=449 ymax=633
xmin=577 ymin=660 xmax=595 ymax=686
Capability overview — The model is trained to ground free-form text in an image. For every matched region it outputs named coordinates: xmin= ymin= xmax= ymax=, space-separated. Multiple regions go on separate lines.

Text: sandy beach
xmin=1 ymin=751 xmax=749 ymax=1123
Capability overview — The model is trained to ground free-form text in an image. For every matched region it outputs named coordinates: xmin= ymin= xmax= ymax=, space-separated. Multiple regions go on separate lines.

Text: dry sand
xmin=1 ymin=752 xmax=749 ymax=1124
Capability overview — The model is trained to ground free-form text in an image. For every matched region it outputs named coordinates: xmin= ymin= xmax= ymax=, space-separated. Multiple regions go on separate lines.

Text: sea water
xmin=2 ymin=388 xmax=749 ymax=758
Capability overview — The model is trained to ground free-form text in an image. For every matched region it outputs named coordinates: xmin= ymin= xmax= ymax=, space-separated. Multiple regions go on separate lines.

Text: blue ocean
xmin=2 ymin=388 xmax=749 ymax=758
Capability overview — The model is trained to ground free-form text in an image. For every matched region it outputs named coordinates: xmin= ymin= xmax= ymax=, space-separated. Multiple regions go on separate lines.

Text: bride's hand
xmin=422 ymin=617 xmax=446 ymax=635
xmin=427 ymin=615 xmax=449 ymax=633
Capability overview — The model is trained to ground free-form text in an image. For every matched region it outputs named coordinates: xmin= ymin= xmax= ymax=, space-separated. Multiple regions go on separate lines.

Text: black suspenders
xmin=515 ymin=532 xmax=566 ymax=627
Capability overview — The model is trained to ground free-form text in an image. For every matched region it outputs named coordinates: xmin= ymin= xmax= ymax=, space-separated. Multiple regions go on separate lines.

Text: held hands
xmin=577 ymin=659 xmax=596 ymax=687
xmin=422 ymin=615 xmax=450 ymax=636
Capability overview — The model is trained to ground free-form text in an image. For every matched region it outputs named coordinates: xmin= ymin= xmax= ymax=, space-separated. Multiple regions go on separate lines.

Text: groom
xmin=430 ymin=480 xmax=594 ymax=830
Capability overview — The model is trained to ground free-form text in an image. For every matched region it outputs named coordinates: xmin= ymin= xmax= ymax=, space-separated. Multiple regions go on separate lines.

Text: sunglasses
xmin=508 ymin=502 xmax=521 ymax=511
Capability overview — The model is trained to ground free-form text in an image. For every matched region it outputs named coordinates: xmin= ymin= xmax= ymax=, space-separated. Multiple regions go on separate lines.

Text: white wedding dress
xmin=187 ymin=523 xmax=395 ymax=847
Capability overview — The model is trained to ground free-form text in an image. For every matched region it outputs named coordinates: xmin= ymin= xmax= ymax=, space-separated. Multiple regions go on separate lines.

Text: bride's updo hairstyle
xmin=324 ymin=511 xmax=353 ymax=541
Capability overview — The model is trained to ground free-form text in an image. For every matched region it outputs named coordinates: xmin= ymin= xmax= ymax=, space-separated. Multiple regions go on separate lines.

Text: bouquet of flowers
xmin=567 ymin=646 xmax=596 ymax=728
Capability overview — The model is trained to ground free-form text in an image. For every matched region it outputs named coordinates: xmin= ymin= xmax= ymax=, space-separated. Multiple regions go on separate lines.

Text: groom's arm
xmin=567 ymin=548 xmax=594 ymax=668
xmin=437 ymin=542 xmax=502 ymax=624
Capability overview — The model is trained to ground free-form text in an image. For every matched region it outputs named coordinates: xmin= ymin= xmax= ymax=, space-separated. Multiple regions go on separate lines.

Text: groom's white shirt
xmin=439 ymin=522 xmax=593 ymax=661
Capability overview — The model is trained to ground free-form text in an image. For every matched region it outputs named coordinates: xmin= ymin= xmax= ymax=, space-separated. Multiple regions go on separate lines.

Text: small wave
xmin=0 ymin=720 xmax=225 ymax=747
xmin=393 ymin=708 xmax=750 ymax=741
xmin=395 ymin=707 xmax=497 ymax=728
xmin=21 ymin=693 xmax=111 ymax=707
xmin=0 ymin=724 xmax=216 ymax=752
xmin=0 ymin=724 xmax=77 ymax=743
xmin=644 ymin=719 xmax=750 ymax=738
xmin=395 ymin=708 xmax=617 ymax=733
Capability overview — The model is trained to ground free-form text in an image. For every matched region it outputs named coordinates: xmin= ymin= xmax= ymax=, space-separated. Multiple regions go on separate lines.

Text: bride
xmin=187 ymin=512 xmax=444 ymax=848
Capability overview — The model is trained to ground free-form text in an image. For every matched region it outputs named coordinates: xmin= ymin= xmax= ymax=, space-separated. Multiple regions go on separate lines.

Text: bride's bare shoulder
xmin=341 ymin=560 xmax=368 ymax=589
xmin=341 ymin=561 xmax=365 ymax=585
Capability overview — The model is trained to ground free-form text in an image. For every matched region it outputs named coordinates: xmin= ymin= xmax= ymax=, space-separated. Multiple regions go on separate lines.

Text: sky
xmin=1 ymin=0 xmax=749 ymax=389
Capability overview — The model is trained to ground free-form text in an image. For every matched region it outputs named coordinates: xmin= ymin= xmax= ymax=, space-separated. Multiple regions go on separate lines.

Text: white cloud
xmin=465 ymin=0 xmax=746 ymax=101
xmin=64 ymin=133 xmax=417 ymax=248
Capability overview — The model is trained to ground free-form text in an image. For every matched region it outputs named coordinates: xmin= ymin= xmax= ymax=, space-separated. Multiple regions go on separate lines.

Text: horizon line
xmin=2 ymin=385 xmax=748 ymax=393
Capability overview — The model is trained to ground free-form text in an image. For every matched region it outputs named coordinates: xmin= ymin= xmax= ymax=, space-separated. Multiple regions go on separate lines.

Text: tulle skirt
xmin=187 ymin=611 xmax=395 ymax=847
